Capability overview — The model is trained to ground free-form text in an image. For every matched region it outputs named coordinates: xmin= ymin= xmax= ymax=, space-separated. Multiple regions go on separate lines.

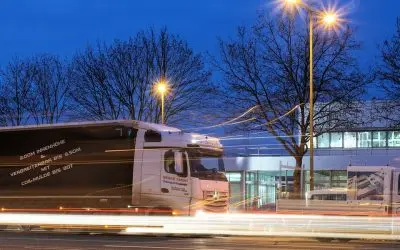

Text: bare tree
xmin=215 ymin=14 xmax=366 ymax=196
xmin=69 ymin=43 xmax=123 ymax=120
xmin=0 ymin=57 xmax=36 ymax=126
xmin=148 ymin=28 xmax=212 ymax=125
xmin=27 ymin=54 xmax=71 ymax=124
xmin=70 ymin=28 xmax=212 ymax=125
xmin=0 ymin=89 xmax=7 ymax=126
xmin=376 ymin=17 xmax=400 ymax=125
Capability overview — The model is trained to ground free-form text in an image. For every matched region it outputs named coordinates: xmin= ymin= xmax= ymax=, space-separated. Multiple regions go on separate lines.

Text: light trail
xmin=185 ymin=106 xmax=259 ymax=131
xmin=1 ymin=212 xmax=400 ymax=240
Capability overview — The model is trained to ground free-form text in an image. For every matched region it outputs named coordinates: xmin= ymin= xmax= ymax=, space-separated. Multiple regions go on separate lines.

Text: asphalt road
xmin=0 ymin=232 xmax=400 ymax=250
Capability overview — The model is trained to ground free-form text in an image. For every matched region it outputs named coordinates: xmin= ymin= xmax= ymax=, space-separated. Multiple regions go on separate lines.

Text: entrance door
xmin=161 ymin=150 xmax=191 ymax=214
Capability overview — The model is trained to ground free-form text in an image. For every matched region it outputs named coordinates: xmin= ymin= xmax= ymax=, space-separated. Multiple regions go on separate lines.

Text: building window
xmin=330 ymin=132 xmax=343 ymax=148
xmin=388 ymin=131 xmax=400 ymax=147
xmin=307 ymin=137 xmax=317 ymax=149
xmin=357 ymin=132 xmax=371 ymax=148
xmin=344 ymin=132 xmax=357 ymax=148
xmin=372 ymin=131 xmax=387 ymax=148
xmin=226 ymin=172 xmax=242 ymax=182
xmin=317 ymin=133 xmax=330 ymax=148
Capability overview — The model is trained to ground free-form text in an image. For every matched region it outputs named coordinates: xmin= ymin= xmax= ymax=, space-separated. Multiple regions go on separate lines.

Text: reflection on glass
xmin=226 ymin=172 xmax=241 ymax=182
xmin=388 ymin=131 xmax=400 ymax=147
xmin=372 ymin=131 xmax=387 ymax=148
xmin=330 ymin=132 xmax=343 ymax=148
xmin=344 ymin=132 xmax=356 ymax=148
xmin=188 ymin=149 xmax=226 ymax=181
xmin=357 ymin=132 xmax=371 ymax=148
xmin=317 ymin=133 xmax=329 ymax=148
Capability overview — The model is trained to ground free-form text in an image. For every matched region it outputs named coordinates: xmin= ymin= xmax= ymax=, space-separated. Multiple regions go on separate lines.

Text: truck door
xmin=392 ymin=171 xmax=400 ymax=215
xmin=161 ymin=150 xmax=191 ymax=214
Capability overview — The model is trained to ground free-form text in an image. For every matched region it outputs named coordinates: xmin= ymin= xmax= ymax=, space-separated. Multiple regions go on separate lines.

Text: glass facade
xmin=314 ymin=130 xmax=400 ymax=149
xmin=344 ymin=132 xmax=357 ymax=148
xmin=317 ymin=134 xmax=330 ymax=148
xmin=226 ymin=172 xmax=243 ymax=211
xmin=388 ymin=131 xmax=400 ymax=147
xmin=330 ymin=132 xmax=343 ymax=148
xmin=226 ymin=170 xmax=347 ymax=211
xmin=357 ymin=132 xmax=371 ymax=148
xmin=372 ymin=131 xmax=387 ymax=147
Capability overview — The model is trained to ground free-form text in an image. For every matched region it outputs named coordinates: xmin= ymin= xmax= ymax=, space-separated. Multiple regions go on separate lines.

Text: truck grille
xmin=203 ymin=191 xmax=229 ymax=213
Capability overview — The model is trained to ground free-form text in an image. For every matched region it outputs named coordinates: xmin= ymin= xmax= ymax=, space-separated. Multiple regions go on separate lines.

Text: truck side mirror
xmin=174 ymin=152 xmax=188 ymax=177
xmin=174 ymin=152 xmax=184 ymax=174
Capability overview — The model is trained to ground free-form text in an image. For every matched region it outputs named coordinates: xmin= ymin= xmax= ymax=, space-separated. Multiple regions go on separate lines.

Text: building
xmin=222 ymin=101 xmax=400 ymax=210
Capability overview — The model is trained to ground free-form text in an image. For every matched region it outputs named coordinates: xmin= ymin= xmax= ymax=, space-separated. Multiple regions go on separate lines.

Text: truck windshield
xmin=187 ymin=149 xmax=227 ymax=181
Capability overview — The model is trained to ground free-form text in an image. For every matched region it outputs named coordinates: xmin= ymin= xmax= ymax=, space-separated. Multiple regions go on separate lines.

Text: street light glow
xmin=276 ymin=0 xmax=302 ymax=13
xmin=154 ymin=80 xmax=169 ymax=125
xmin=284 ymin=0 xmax=300 ymax=5
xmin=156 ymin=81 xmax=168 ymax=95
xmin=321 ymin=12 xmax=338 ymax=28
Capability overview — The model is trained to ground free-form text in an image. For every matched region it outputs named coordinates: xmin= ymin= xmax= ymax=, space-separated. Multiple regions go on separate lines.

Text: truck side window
xmin=164 ymin=150 xmax=176 ymax=174
xmin=174 ymin=152 xmax=188 ymax=177
xmin=164 ymin=150 xmax=188 ymax=177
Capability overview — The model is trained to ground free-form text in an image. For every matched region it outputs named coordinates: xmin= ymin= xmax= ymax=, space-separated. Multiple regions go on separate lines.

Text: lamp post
xmin=155 ymin=80 xmax=168 ymax=124
xmin=281 ymin=0 xmax=339 ymax=191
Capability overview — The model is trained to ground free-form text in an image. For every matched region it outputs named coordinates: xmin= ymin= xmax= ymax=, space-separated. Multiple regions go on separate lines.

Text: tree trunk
xmin=292 ymin=156 xmax=303 ymax=199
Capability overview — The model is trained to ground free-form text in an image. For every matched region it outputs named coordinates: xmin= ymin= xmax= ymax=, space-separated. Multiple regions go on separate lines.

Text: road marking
xmin=104 ymin=245 xmax=195 ymax=249
xmin=24 ymin=247 xmax=60 ymax=250
xmin=1 ymin=236 xmax=129 ymax=244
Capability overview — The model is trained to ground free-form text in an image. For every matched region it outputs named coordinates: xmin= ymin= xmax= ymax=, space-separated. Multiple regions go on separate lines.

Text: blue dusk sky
xmin=0 ymin=0 xmax=399 ymax=89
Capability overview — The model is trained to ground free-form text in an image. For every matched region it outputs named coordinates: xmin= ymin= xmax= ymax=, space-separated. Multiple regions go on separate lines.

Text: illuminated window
xmin=344 ymin=132 xmax=357 ymax=148
xmin=307 ymin=136 xmax=317 ymax=148
xmin=330 ymin=132 xmax=343 ymax=148
xmin=317 ymin=134 xmax=329 ymax=148
xmin=357 ymin=132 xmax=371 ymax=148
xmin=226 ymin=172 xmax=242 ymax=182
xmin=372 ymin=131 xmax=387 ymax=148
xmin=388 ymin=131 xmax=400 ymax=147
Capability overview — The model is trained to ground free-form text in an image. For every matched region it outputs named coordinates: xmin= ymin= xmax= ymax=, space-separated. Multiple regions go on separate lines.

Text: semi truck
xmin=277 ymin=166 xmax=400 ymax=216
xmin=0 ymin=120 xmax=229 ymax=217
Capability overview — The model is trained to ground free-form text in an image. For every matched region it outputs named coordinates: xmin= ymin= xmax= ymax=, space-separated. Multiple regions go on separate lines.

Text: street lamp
xmin=155 ymin=80 xmax=169 ymax=125
xmin=281 ymin=0 xmax=341 ymax=191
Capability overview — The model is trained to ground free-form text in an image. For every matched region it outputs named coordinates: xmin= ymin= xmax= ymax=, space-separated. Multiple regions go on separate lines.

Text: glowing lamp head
xmin=279 ymin=0 xmax=302 ymax=13
xmin=285 ymin=0 xmax=300 ymax=5
xmin=155 ymin=81 xmax=168 ymax=95
xmin=157 ymin=83 xmax=167 ymax=94
xmin=318 ymin=10 xmax=343 ymax=31
xmin=322 ymin=12 xmax=338 ymax=26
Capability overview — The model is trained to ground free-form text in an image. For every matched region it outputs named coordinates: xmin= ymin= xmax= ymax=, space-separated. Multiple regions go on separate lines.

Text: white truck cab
xmin=132 ymin=121 xmax=229 ymax=215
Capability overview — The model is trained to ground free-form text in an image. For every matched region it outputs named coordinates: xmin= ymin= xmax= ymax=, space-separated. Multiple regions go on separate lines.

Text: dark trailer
xmin=0 ymin=121 xmax=138 ymax=211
